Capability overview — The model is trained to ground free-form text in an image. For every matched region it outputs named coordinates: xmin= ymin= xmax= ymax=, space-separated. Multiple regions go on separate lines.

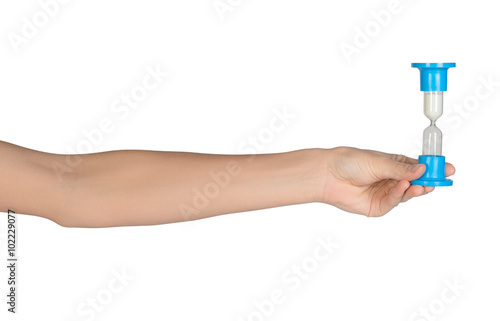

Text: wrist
xmin=313 ymin=147 xmax=344 ymax=205
xmin=304 ymin=148 xmax=331 ymax=204
xmin=261 ymin=148 xmax=328 ymax=205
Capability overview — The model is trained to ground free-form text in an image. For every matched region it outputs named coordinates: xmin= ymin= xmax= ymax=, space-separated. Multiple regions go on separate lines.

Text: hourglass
xmin=411 ymin=62 xmax=455 ymax=186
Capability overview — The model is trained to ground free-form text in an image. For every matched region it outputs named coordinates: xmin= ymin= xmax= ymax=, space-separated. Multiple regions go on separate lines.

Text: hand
xmin=320 ymin=147 xmax=455 ymax=217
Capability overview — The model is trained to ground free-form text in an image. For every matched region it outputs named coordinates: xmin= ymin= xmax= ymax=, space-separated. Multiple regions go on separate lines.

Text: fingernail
xmin=410 ymin=164 xmax=421 ymax=172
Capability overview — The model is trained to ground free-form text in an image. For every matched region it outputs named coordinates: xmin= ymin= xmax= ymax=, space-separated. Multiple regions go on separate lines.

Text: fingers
xmin=372 ymin=149 xmax=456 ymax=169
xmin=371 ymin=150 xmax=419 ymax=165
xmin=392 ymin=154 xmax=419 ymax=165
xmin=379 ymin=181 xmax=434 ymax=217
xmin=400 ymin=161 xmax=452 ymax=202
xmin=366 ymin=150 xmax=455 ymax=216
xmin=375 ymin=151 xmax=455 ymax=182
xmin=378 ymin=180 xmax=410 ymax=215
xmin=445 ymin=163 xmax=456 ymax=177
xmin=376 ymin=158 xmax=426 ymax=181
xmin=401 ymin=185 xmax=434 ymax=203
xmin=374 ymin=179 xmax=436 ymax=216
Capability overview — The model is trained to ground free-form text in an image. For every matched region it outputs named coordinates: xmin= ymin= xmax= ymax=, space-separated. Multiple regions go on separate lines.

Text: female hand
xmin=321 ymin=147 xmax=455 ymax=217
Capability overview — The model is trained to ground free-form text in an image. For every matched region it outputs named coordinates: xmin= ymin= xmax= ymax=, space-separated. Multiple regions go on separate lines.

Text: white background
xmin=1 ymin=0 xmax=499 ymax=320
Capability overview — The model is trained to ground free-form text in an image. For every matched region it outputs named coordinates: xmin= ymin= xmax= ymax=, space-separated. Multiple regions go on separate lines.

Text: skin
xmin=0 ymin=140 xmax=455 ymax=228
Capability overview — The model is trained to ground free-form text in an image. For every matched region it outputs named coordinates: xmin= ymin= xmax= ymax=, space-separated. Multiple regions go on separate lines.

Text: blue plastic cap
xmin=411 ymin=155 xmax=452 ymax=187
xmin=411 ymin=62 xmax=456 ymax=91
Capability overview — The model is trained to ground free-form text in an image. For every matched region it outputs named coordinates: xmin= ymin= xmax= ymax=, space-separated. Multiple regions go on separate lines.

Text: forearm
xmin=58 ymin=148 xmax=326 ymax=227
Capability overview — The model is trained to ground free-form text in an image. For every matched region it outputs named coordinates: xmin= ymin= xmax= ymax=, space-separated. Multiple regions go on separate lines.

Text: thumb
xmin=376 ymin=158 xmax=426 ymax=181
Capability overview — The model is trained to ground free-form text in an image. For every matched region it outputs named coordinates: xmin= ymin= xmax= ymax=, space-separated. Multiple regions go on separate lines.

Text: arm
xmin=0 ymin=140 xmax=324 ymax=227
xmin=0 ymin=140 xmax=65 ymax=221
xmin=0 ymin=140 xmax=454 ymax=228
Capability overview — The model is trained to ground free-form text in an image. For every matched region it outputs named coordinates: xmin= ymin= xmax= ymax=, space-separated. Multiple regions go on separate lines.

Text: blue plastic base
xmin=411 ymin=178 xmax=453 ymax=186
xmin=411 ymin=155 xmax=453 ymax=187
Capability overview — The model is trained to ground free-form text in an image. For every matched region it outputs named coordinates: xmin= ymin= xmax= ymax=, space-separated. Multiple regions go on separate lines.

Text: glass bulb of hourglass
xmin=424 ymin=91 xmax=443 ymax=120
xmin=423 ymin=123 xmax=442 ymax=155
